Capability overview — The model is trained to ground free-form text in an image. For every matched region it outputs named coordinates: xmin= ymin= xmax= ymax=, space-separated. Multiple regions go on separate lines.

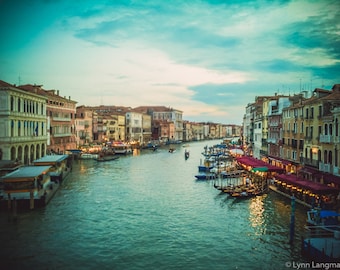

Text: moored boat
xmin=80 ymin=153 xmax=99 ymax=159
xmin=195 ymin=173 xmax=217 ymax=180
xmin=0 ymin=165 xmax=58 ymax=209
xmin=306 ymin=208 xmax=340 ymax=227
xmin=112 ymin=142 xmax=133 ymax=155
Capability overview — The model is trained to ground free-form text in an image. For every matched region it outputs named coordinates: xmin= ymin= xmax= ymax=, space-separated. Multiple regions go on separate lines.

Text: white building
xmin=0 ymin=80 xmax=48 ymax=164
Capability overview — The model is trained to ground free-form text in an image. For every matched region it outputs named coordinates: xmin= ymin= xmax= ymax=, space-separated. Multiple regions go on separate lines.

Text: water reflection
xmin=249 ymin=195 xmax=266 ymax=235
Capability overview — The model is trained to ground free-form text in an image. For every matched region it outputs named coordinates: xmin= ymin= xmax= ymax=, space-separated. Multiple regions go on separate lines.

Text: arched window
xmin=17 ymin=146 xmax=23 ymax=161
xmin=336 ymin=118 xmax=339 ymax=137
xmin=328 ymin=151 xmax=332 ymax=165
xmin=324 ymin=124 xmax=328 ymax=135
xmin=329 ymin=124 xmax=333 ymax=136
xmin=18 ymin=98 xmax=21 ymax=112
xmin=323 ymin=150 xmax=328 ymax=164
xmin=10 ymin=146 xmax=16 ymax=160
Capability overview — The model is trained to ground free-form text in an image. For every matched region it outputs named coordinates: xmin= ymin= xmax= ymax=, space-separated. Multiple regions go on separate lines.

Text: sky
xmin=0 ymin=0 xmax=339 ymax=125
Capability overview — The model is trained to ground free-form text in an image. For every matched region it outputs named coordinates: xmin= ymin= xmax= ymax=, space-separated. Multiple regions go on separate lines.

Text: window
xmin=310 ymin=126 xmax=313 ymax=138
xmin=10 ymin=96 xmax=14 ymax=111
xmin=318 ymin=105 xmax=322 ymax=117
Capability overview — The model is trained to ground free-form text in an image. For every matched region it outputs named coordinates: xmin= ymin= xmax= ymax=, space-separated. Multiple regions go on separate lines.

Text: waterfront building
xmin=134 ymin=106 xmax=183 ymax=142
xmin=205 ymin=122 xmax=226 ymax=140
xmin=253 ymin=108 xmax=263 ymax=159
xmin=191 ymin=122 xmax=204 ymax=141
xmin=103 ymin=114 xmax=126 ymax=142
xmin=152 ymin=120 xmax=175 ymax=143
xmin=93 ymin=112 xmax=105 ymax=142
xmin=223 ymin=124 xmax=242 ymax=138
xmin=243 ymin=102 xmax=256 ymax=156
xmin=294 ymin=85 xmax=340 ymax=187
xmin=125 ymin=111 xmax=143 ymax=144
xmin=246 ymin=96 xmax=268 ymax=158
xmin=141 ymin=113 xmax=152 ymax=146
xmin=75 ymin=105 xmax=94 ymax=146
xmin=0 ymin=80 xmax=48 ymax=164
xmin=280 ymin=95 xmax=305 ymax=173
xmin=267 ymin=96 xmax=294 ymax=172
xmin=45 ymin=90 xmax=77 ymax=154
xmin=18 ymin=84 xmax=77 ymax=154
xmin=183 ymin=121 xmax=193 ymax=142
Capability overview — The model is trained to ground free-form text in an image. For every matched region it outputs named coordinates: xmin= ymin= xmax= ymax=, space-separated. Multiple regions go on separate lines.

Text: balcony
xmin=267 ymin=138 xmax=277 ymax=144
xmin=53 ymin=116 xmax=71 ymax=121
xmin=319 ymin=162 xmax=332 ymax=174
xmin=319 ymin=134 xmax=331 ymax=143
xmin=53 ymin=132 xmax=73 ymax=137
xmin=301 ymin=157 xmax=319 ymax=168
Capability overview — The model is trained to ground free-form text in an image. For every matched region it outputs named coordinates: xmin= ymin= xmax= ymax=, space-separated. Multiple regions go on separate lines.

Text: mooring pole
xmin=289 ymin=195 xmax=296 ymax=244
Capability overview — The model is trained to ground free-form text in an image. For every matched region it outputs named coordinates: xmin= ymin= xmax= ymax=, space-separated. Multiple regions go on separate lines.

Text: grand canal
xmin=0 ymin=140 xmax=310 ymax=270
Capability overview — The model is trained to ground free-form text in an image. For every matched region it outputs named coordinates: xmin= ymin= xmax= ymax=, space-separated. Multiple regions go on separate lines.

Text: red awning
xmin=275 ymin=174 xmax=339 ymax=194
xmin=268 ymin=156 xmax=291 ymax=165
xmin=236 ymin=156 xmax=285 ymax=173
xmin=318 ymin=173 xmax=340 ymax=185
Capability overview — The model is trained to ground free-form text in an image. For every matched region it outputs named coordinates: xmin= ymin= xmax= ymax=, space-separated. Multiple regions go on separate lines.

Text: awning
xmin=236 ymin=156 xmax=285 ymax=173
xmin=268 ymin=156 xmax=291 ymax=165
xmin=275 ymin=174 xmax=339 ymax=194
xmin=252 ymin=167 xmax=268 ymax=172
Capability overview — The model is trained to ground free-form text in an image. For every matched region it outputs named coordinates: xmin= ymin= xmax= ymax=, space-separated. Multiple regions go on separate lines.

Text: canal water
xmin=0 ymin=140 xmax=310 ymax=270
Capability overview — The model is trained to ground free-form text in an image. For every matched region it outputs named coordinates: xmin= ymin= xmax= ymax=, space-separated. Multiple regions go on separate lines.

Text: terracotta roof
xmin=133 ymin=106 xmax=182 ymax=113
xmin=0 ymin=80 xmax=15 ymax=88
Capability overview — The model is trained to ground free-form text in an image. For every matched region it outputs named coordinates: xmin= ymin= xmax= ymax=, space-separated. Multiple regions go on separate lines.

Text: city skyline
xmin=1 ymin=0 xmax=339 ymax=125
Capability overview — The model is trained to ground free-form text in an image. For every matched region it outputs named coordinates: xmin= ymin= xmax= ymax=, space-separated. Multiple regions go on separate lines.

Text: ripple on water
xmin=0 ymin=141 xmax=307 ymax=269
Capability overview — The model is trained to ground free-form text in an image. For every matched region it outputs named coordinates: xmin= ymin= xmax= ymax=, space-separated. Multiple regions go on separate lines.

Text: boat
xmin=79 ymin=153 xmax=99 ymax=159
xmin=195 ymin=173 xmax=217 ymax=180
xmin=198 ymin=165 xmax=214 ymax=172
xmin=220 ymin=170 xmax=246 ymax=178
xmin=306 ymin=208 xmax=340 ymax=227
xmin=169 ymin=148 xmax=176 ymax=153
xmin=185 ymin=150 xmax=189 ymax=159
xmin=230 ymin=188 xmax=262 ymax=198
xmin=112 ymin=142 xmax=133 ymax=155
xmin=95 ymin=155 xmax=119 ymax=162
xmin=0 ymin=165 xmax=59 ymax=209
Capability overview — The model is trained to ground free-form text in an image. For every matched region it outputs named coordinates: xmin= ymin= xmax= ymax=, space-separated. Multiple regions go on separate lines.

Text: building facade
xmin=0 ymin=80 xmax=48 ymax=164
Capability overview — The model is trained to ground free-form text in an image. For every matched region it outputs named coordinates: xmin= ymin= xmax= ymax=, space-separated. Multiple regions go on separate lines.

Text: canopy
xmin=319 ymin=210 xmax=340 ymax=218
xmin=236 ymin=156 xmax=285 ymax=173
xmin=275 ymin=174 xmax=339 ymax=194
xmin=252 ymin=167 xmax=268 ymax=172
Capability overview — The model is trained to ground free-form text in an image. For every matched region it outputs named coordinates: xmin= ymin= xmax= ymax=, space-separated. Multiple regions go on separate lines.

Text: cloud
xmin=1 ymin=0 xmax=339 ymax=125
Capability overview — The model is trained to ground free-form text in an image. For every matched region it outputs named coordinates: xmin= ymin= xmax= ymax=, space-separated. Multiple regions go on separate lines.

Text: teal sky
xmin=1 ymin=0 xmax=339 ymax=125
